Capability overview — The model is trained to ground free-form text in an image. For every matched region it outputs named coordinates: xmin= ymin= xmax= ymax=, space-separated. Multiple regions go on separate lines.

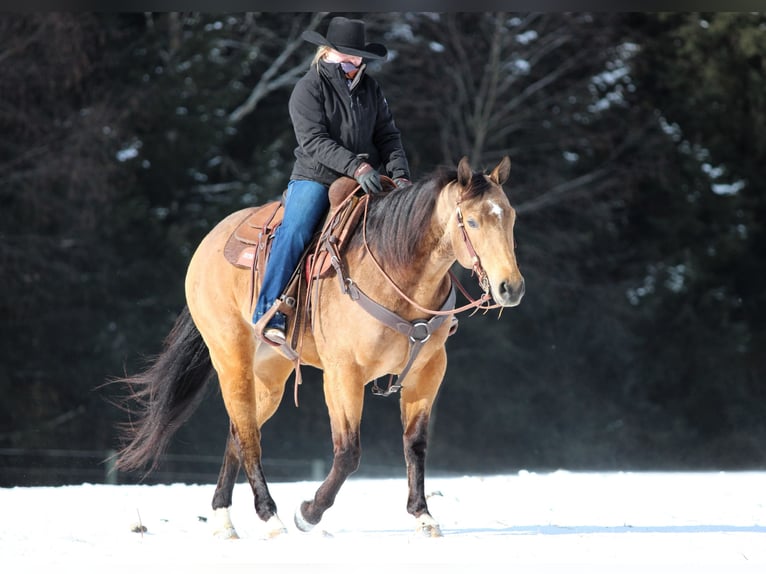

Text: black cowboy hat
xmin=302 ymin=16 xmax=387 ymax=60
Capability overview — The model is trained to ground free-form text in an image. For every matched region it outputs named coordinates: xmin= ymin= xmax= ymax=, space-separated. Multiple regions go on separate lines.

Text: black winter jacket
xmin=288 ymin=60 xmax=410 ymax=186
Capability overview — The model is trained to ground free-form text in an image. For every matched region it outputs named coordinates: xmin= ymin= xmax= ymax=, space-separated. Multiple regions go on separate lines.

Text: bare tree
xmin=377 ymin=12 xmax=638 ymax=212
xmin=228 ymin=12 xmax=326 ymax=123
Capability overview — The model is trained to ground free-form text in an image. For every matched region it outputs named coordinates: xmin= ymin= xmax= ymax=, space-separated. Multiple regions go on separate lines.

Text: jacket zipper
xmin=348 ymin=85 xmax=361 ymax=153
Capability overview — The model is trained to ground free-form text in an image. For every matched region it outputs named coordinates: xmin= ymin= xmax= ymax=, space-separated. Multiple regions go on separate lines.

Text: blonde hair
xmin=312 ymin=46 xmax=332 ymax=67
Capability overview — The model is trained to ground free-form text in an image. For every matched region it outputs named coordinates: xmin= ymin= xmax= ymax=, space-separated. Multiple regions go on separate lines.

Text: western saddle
xmin=222 ymin=176 xmax=387 ymax=357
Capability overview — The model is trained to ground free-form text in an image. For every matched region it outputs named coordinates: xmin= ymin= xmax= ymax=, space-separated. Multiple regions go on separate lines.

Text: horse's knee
xmin=334 ymin=439 xmax=361 ymax=475
xmin=404 ymin=429 xmax=427 ymax=460
xmin=403 ymin=414 xmax=429 ymax=463
xmin=335 ymin=443 xmax=361 ymax=475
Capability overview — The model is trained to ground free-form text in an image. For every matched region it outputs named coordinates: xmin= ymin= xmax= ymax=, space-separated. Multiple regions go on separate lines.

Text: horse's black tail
xmin=114 ymin=305 xmax=214 ymax=474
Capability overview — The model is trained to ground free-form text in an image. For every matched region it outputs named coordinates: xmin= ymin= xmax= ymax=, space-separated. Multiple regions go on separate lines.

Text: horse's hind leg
xmin=210 ymin=427 xmax=241 ymax=539
xmin=294 ymin=369 xmax=364 ymax=532
xmin=400 ymin=349 xmax=447 ymax=537
xmin=209 ymin=336 xmax=294 ymax=538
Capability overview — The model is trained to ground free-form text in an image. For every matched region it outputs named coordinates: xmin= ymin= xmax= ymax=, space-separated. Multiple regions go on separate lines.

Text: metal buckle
xmin=345 ymin=278 xmax=359 ymax=300
xmin=409 ymin=321 xmax=431 ymax=343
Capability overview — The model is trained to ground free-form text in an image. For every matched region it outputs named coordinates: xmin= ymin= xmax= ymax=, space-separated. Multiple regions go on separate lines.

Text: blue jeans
xmin=253 ymin=180 xmax=330 ymax=323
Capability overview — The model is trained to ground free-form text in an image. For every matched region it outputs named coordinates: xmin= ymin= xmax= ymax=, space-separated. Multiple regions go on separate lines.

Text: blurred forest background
xmin=2 ymin=12 xmax=765 ymax=485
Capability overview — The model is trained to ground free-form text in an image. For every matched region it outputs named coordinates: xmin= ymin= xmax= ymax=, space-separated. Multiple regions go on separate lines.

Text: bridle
xmin=361 ymin=186 xmax=501 ymax=317
xmin=453 ymin=198 xmax=493 ymax=304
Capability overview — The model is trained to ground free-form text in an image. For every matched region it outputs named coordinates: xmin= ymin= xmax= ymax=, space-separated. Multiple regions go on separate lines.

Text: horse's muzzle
xmin=495 ymin=277 xmax=525 ymax=307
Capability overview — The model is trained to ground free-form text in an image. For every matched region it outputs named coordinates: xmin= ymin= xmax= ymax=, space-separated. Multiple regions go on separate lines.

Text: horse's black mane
xmin=347 ymin=167 xmax=495 ymax=269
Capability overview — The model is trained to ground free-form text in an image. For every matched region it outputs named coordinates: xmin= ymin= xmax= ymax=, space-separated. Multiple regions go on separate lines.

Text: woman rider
xmin=253 ymin=16 xmax=411 ymax=344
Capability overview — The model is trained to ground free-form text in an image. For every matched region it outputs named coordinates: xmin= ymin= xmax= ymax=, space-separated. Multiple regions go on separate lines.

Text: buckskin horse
xmin=114 ymin=156 xmax=524 ymax=539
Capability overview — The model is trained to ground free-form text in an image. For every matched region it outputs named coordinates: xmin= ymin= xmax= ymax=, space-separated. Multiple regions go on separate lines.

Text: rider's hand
xmin=354 ymin=162 xmax=382 ymax=194
xmin=393 ymin=177 xmax=411 ymax=189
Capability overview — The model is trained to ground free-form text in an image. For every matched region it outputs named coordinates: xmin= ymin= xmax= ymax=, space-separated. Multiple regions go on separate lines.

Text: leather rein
xmin=361 ymin=190 xmax=500 ymax=317
xmin=325 ymin=179 xmax=503 ymax=397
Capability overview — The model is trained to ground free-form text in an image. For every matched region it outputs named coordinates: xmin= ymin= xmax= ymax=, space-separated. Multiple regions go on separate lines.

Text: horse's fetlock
xmin=262 ymin=515 xmax=288 ymax=539
xmin=295 ymin=500 xmax=320 ymax=531
xmin=407 ymin=498 xmax=429 ymax=517
xmin=212 ymin=507 xmax=239 ymax=540
xmin=415 ymin=512 xmax=443 ymax=538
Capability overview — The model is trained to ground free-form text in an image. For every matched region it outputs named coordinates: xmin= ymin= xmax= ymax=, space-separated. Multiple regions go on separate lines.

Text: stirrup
xmin=253 ymin=301 xmax=285 ymax=348
xmin=263 ymin=326 xmax=286 ymax=346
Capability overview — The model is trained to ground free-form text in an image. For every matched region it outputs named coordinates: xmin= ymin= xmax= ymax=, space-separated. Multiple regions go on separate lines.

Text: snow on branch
xmin=228 ymin=13 xmax=326 ymax=124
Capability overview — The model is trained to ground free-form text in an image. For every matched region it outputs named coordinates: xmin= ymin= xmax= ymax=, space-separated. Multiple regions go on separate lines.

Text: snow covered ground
xmin=2 ymin=471 xmax=765 ymax=573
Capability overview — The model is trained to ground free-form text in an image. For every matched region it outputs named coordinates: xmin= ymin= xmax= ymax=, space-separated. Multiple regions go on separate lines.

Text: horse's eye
xmin=467 ymin=218 xmax=479 ymax=229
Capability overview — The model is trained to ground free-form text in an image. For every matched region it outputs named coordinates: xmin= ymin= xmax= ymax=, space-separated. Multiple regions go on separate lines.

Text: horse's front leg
xmin=400 ymin=347 xmax=447 ymax=537
xmin=294 ymin=369 xmax=364 ymax=532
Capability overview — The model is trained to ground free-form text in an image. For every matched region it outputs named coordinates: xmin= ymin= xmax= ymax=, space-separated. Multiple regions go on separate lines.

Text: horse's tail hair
xmin=113 ymin=305 xmax=214 ymax=475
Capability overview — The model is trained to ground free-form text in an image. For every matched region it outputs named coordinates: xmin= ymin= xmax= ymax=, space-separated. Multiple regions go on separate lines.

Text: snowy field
xmin=2 ymin=471 xmax=766 ymax=573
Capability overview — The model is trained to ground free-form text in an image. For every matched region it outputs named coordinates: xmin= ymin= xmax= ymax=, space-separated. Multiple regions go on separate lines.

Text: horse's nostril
xmin=499 ymin=278 xmax=524 ymax=303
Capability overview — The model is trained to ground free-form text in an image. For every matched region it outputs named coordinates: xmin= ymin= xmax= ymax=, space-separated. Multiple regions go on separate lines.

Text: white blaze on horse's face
xmin=482 ymin=192 xmax=524 ymax=307
xmin=487 ymin=200 xmax=504 ymax=222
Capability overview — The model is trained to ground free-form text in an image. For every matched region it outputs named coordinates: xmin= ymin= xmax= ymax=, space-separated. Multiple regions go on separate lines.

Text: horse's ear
xmin=490 ymin=156 xmax=511 ymax=186
xmin=457 ymin=156 xmax=472 ymax=188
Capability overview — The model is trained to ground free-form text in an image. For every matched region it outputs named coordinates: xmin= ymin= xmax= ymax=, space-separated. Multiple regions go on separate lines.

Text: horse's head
xmin=447 ymin=156 xmax=525 ymax=307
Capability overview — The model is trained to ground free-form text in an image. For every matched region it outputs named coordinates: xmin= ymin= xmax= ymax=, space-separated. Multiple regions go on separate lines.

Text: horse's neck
xmin=396 ymin=184 xmax=460 ymax=293
xmin=401 ymin=250 xmax=454 ymax=300
xmin=349 ymin=188 xmax=456 ymax=311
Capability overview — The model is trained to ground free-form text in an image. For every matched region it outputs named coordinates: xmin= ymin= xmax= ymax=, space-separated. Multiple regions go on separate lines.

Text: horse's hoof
xmin=212 ymin=507 xmax=239 ymax=539
xmin=213 ymin=526 xmax=240 ymax=540
xmin=294 ymin=501 xmax=317 ymax=533
xmin=417 ymin=523 xmax=443 ymax=538
xmin=415 ymin=514 xmax=443 ymax=538
xmin=263 ymin=515 xmax=288 ymax=539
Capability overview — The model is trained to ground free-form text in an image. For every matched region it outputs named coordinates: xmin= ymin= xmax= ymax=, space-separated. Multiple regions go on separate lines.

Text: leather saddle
xmin=222 ymin=176 xmax=374 ymax=302
xmin=223 ymin=201 xmax=284 ymax=270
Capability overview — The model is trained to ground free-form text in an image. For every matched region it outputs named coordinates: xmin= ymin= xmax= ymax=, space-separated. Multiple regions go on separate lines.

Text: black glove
xmin=354 ymin=162 xmax=382 ymax=194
